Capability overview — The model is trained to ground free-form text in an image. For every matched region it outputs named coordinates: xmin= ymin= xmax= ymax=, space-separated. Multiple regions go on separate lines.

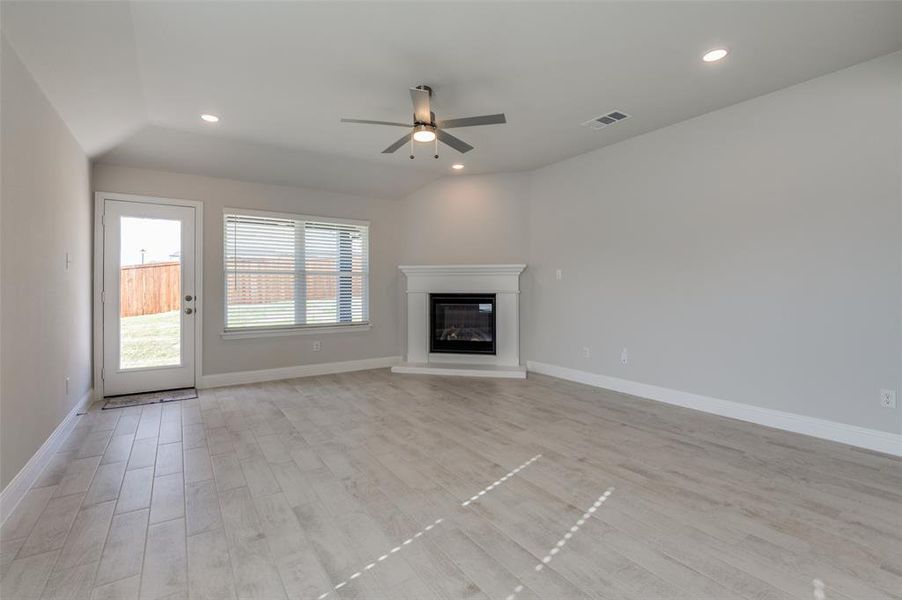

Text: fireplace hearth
xmin=430 ymin=294 xmax=496 ymax=355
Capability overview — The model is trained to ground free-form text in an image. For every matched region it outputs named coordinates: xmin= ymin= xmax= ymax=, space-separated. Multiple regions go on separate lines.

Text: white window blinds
xmin=224 ymin=211 xmax=369 ymax=331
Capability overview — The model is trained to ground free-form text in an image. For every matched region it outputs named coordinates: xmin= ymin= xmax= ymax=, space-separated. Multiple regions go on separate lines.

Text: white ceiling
xmin=4 ymin=1 xmax=902 ymax=198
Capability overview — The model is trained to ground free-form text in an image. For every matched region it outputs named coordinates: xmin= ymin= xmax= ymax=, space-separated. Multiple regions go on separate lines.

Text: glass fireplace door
xmin=429 ymin=294 xmax=496 ymax=355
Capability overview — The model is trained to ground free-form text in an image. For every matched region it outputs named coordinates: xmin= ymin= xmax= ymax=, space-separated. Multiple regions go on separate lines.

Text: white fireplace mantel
xmin=392 ymin=264 xmax=527 ymax=379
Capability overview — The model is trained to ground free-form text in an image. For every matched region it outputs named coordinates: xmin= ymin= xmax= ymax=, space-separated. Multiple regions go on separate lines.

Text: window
xmin=223 ymin=210 xmax=369 ymax=334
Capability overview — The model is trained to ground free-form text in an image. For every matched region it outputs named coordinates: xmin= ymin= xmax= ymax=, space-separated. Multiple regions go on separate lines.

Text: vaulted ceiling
xmin=4 ymin=1 xmax=902 ymax=198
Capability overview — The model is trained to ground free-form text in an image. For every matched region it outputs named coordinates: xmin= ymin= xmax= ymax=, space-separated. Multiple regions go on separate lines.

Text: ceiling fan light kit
xmin=413 ymin=124 xmax=436 ymax=143
xmin=341 ymin=84 xmax=506 ymax=159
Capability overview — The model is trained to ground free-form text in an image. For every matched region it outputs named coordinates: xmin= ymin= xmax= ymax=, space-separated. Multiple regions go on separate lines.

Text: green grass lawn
xmin=120 ymin=310 xmax=181 ymax=369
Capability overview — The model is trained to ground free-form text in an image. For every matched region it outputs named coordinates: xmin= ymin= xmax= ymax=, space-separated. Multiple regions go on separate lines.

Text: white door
xmin=102 ymin=199 xmax=197 ymax=396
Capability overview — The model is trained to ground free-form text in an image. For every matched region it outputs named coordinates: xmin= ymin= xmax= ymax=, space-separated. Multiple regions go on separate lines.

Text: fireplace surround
xmin=393 ymin=264 xmax=526 ymax=378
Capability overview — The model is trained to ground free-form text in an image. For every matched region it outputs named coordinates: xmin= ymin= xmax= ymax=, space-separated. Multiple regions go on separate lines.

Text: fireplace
xmin=430 ymin=293 xmax=496 ymax=355
xmin=394 ymin=264 xmax=525 ymax=378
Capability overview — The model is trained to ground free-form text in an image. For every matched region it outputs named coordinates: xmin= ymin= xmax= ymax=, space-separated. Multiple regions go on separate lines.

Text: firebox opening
xmin=429 ymin=293 xmax=496 ymax=355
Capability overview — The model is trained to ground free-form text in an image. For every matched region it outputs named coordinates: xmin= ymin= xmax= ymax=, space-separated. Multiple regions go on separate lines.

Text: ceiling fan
xmin=341 ymin=85 xmax=506 ymax=158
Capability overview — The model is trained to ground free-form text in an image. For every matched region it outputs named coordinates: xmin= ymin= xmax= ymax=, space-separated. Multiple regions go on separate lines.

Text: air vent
xmin=582 ymin=110 xmax=630 ymax=131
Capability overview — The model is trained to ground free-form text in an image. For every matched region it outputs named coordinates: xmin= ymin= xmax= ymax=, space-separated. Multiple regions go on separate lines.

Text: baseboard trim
xmin=392 ymin=362 xmax=527 ymax=379
xmin=199 ymin=356 xmax=401 ymax=388
xmin=526 ymin=361 xmax=902 ymax=457
xmin=0 ymin=389 xmax=94 ymax=525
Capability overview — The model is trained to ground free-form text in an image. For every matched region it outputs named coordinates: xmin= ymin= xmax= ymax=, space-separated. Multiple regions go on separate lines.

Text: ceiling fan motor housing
xmin=414 ymin=112 xmax=437 ymax=127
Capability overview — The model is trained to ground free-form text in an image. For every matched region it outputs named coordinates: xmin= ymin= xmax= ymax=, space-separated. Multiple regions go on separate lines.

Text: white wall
xmin=92 ymin=165 xmax=401 ymax=376
xmin=396 ymin=173 xmax=531 ymax=264
xmin=1 ymin=39 xmax=93 ymax=489
xmin=527 ymin=52 xmax=902 ymax=434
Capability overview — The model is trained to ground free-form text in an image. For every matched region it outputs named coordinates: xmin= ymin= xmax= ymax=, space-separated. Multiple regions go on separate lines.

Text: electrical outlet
xmin=312 ymin=340 xmax=321 ymax=352
xmin=555 ymin=269 xmax=562 ymax=281
xmin=582 ymin=346 xmax=590 ymax=358
xmin=620 ymin=348 xmax=629 ymax=365
xmin=880 ymin=389 xmax=896 ymax=409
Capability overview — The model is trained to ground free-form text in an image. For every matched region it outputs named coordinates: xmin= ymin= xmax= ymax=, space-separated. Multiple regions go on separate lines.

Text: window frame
xmin=221 ymin=207 xmax=371 ymax=339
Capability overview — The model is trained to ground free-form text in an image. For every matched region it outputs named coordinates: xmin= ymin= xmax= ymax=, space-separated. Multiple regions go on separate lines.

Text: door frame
xmin=93 ymin=192 xmax=204 ymax=399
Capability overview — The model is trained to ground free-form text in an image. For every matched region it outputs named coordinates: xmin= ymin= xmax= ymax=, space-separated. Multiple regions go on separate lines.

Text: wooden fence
xmin=120 ymin=260 xmax=365 ymax=316
xmin=120 ymin=261 xmax=181 ymax=317
xmin=226 ymin=258 xmax=363 ymax=305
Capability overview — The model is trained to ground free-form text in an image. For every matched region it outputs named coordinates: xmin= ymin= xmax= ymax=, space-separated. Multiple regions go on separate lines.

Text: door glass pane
xmin=119 ymin=217 xmax=181 ymax=369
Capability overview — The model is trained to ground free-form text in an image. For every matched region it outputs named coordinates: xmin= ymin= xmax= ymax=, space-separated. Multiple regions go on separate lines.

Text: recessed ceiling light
xmin=200 ymin=114 xmax=220 ymax=123
xmin=452 ymin=164 xmax=464 ymax=170
xmin=702 ymin=48 xmax=729 ymax=63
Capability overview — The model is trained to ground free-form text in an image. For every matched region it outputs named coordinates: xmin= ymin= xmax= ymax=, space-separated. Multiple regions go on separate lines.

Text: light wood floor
xmin=1 ymin=369 xmax=900 ymax=599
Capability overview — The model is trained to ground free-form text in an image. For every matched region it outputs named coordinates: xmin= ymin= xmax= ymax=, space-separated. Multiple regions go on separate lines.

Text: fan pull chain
xmin=434 ymin=135 xmax=439 ymax=159
xmin=409 ymin=135 xmax=414 ymax=160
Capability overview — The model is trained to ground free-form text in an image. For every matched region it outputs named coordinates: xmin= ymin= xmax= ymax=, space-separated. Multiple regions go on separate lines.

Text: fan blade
xmin=341 ymin=118 xmax=412 ymax=127
xmin=382 ymin=133 xmax=412 ymax=154
xmin=437 ymin=113 xmax=506 ymax=129
xmin=437 ymin=129 xmax=473 ymax=153
xmin=409 ymin=87 xmax=432 ymax=123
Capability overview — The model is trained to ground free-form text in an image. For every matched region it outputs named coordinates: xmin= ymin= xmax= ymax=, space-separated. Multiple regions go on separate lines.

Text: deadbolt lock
xmin=185 ymin=294 xmax=194 ymax=302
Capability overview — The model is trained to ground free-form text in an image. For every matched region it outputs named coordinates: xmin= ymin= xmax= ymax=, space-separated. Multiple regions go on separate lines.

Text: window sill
xmin=221 ymin=323 xmax=371 ymax=340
